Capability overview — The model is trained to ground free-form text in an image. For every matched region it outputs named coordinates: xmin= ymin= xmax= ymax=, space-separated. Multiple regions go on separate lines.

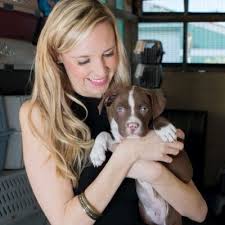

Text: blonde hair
xmin=29 ymin=0 xmax=130 ymax=187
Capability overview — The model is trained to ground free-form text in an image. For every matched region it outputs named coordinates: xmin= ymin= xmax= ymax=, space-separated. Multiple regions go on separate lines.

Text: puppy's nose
xmin=127 ymin=122 xmax=139 ymax=131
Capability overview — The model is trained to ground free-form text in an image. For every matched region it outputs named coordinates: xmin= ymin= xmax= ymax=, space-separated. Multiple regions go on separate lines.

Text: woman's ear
xmin=57 ymin=54 xmax=63 ymax=64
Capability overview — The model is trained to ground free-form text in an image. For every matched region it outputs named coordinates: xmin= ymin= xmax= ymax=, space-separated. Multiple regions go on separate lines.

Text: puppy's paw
xmin=90 ymin=141 xmax=107 ymax=167
xmin=155 ymin=123 xmax=177 ymax=142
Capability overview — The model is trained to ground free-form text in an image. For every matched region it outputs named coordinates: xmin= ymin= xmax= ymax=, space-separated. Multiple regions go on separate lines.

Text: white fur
xmin=90 ymin=119 xmax=121 ymax=167
xmin=128 ymin=88 xmax=135 ymax=116
xmin=90 ymin=131 xmax=114 ymax=167
xmin=136 ymin=180 xmax=168 ymax=225
xmin=126 ymin=88 xmax=142 ymax=135
xmin=110 ymin=118 xmax=123 ymax=142
xmin=155 ymin=123 xmax=177 ymax=142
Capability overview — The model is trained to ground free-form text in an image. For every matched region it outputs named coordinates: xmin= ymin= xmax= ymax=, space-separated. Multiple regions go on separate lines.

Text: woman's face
xmin=59 ymin=21 xmax=118 ymax=98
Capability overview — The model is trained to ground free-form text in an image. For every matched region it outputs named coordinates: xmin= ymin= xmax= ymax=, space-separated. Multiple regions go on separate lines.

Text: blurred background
xmin=0 ymin=0 xmax=225 ymax=224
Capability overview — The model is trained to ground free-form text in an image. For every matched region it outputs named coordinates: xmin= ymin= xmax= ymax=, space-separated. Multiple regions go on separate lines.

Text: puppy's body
xmin=90 ymin=85 xmax=193 ymax=225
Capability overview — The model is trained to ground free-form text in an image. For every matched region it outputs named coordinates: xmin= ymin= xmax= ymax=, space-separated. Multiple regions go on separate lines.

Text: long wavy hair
xmin=28 ymin=0 xmax=130 ymax=187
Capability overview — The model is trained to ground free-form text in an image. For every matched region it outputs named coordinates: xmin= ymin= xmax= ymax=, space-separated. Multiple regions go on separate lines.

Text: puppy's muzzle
xmin=126 ymin=121 xmax=140 ymax=134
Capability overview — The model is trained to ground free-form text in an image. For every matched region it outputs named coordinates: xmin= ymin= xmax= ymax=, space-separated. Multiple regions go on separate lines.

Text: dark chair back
xmin=163 ymin=109 xmax=208 ymax=190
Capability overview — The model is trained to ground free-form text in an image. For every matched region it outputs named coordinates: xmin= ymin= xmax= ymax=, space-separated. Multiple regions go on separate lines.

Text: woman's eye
xmin=78 ymin=59 xmax=90 ymax=65
xmin=116 ymin=106 xmax=125 ymax=113
xmin=104 ymin=51 xmax=114 ymax=57
xmin=140 ymin=106 xmax=148 ymax=113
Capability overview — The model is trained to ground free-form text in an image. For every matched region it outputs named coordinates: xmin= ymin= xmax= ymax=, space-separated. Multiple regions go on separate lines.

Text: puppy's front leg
xmin=153 ymin=117 xmax=177 ymax=143
xmin=90 ymin=131 xmax=114 ymax=167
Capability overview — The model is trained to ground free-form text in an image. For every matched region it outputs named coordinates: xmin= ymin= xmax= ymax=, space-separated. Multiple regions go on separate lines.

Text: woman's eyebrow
xmin=74 ymin=45 xmax=115 ymax=58
xmin=103 ymin=45 xmax=115 ymax=52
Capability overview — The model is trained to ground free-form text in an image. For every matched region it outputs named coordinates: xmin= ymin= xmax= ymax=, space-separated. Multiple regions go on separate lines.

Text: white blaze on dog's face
xmin=106 ymin=86 xmax=153 ymax=139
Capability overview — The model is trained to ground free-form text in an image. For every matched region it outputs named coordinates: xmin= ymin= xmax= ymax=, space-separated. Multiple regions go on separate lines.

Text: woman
xmin=19 ymin=0 xmax=207 ymax=225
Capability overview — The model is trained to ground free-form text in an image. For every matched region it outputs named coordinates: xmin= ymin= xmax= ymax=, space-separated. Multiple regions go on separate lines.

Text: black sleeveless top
xmin=72 ymin=94 xmax=146 ymax=225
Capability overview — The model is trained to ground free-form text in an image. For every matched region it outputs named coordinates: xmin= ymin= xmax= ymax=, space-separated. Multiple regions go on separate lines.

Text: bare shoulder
xmin=19 ymin=100 xmax=50 ymax=160
xmin=19 ymin=100 xmax=44 ymax=131
xmin=20 ymin=99 xmax=32 ymax=115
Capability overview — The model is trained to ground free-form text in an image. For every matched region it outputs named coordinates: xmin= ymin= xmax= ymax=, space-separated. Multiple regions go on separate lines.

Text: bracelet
xmin=78 ymin=192 xmax=102 ymax=220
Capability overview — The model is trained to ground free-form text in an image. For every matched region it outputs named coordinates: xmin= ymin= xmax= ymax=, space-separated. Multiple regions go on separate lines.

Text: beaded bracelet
xmin=78 ymin=192 xmax=102 ymax=220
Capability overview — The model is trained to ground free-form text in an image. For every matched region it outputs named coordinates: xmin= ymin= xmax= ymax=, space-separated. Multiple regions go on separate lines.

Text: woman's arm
xmin=20 ymin=101 xmax=136 ymax=225
xmin=151 ymin=166 xmax=207 ymax=222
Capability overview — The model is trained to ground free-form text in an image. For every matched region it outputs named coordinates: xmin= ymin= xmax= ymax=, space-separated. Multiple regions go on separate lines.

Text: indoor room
xmin=0 ymin=0 xmax=225 ymax=225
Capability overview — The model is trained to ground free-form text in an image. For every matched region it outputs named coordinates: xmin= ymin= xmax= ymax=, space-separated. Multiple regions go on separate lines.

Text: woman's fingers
xmin=162 ymin=154 xmax=173 ymax=163
xmin=167 ymin=141 xmax=184 ymax=150
xmin=166 ymin=147 xmax=180 ymax=156
xmin=176 ymin=128 xmax=185 ymax=140
xmin=158 ymin=141 xmax=184 ymax=163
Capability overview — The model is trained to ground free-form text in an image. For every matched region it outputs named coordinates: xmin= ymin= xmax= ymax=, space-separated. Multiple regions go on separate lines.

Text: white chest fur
xmin=136 ymin=180 xmax=169 ymax=225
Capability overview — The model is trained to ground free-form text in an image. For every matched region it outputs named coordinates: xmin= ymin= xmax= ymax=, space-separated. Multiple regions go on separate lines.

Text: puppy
xmin=90 ymin=85 xmax=193 ymax=225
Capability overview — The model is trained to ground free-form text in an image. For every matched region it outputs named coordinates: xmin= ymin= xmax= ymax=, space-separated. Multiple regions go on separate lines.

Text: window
xmin=139 ymin=23 xmax=183 ymax=63
xmin=116 ymin=0 xmax=124 ymax=10
xmin=189 ymin=0 xmax=225 ymax=13
xmin=99 ymin=0 xmax=107 ymax=3
xmin=143 ymin=0 xmax=184 ymax=13
xmin=139 ymin=0 xmax=225 ymax=67
xmin=116 ymin=18 xmax=125 ymax=41
xmin=188 ymin=22 xmax=225 ymax=63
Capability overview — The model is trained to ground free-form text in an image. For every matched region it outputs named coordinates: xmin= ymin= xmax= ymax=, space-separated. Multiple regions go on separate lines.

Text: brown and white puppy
xmin=90 ymin=85 xmax=193 ymax=225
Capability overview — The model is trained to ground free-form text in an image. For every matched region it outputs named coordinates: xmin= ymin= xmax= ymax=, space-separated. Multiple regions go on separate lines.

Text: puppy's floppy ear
xmin=144 ymin=88 xmax=167 ymax=119
xmin=98 ymin=84 xmax=127 ymax=115
xmin=98 ymin=90 xmax=118 ymax=115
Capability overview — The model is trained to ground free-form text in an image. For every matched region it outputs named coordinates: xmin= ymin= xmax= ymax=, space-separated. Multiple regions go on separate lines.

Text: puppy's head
xmin=99 ymin=85 xmax=166 ymax=139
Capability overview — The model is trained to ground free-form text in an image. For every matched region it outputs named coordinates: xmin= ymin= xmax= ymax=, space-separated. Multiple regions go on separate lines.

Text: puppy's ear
xmin=98 ymin=84 xmax=127 ymax=114
xmin=144 ymin=88 xmax=167 ymax=119
xmin=98 ymin=90 xmax=118 ymax=115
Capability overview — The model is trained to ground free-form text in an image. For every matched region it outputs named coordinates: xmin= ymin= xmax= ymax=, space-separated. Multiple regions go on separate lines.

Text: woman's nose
xmin=93 ymin=58 xmax=108 ymax=77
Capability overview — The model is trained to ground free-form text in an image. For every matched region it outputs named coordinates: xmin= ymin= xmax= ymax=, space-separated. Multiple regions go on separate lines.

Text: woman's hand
xmin=176 ymin=128 xmax=185 ymax=141
xmin=117 ymin=129 xmax=184 ymax=164
xmin=127 ymin=160 xmax=163 ymax=183
xmin=123 ymin=128 xmax=185 ymax=183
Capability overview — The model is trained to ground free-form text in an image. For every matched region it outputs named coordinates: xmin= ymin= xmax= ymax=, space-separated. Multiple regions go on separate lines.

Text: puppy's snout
xmin=127 ymin=122 xmax=139 ymax=131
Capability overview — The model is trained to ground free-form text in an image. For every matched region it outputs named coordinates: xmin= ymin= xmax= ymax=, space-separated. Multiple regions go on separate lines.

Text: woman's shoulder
xmin=20 ymin=100 xmax=52 ymax=159
xmin=19 ymin=100 xmax=45 ymax=132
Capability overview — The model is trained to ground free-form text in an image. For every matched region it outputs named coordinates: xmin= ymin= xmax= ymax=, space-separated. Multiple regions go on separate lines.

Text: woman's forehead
xmin=67 ymin=21 xmax=116 ymax=57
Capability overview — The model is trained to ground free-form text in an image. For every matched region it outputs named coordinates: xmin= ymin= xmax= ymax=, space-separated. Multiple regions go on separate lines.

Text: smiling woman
xmin=59 ymin=21 xmax=118 ymax=98
xmin=19 ymin=0 xmax=207 ymax=225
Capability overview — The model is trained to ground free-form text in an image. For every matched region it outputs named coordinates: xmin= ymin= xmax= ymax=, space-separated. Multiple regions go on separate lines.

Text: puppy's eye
xmin=116 ymin=106 xmax=125 ymax=113
xmin=139 ymin=105 xmax=148 ymax=113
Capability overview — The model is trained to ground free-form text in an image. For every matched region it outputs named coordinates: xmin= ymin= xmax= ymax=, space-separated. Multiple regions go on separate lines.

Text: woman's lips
xmin=89 ymin=78 xmax=108 ymax=87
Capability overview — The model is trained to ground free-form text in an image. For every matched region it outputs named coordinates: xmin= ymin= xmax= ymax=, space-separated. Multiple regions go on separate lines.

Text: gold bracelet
xmin=78 ymin=192 xmax=102 ymax=220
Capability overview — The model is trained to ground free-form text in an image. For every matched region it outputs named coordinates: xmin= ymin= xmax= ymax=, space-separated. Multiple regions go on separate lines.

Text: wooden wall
xmin=162 ymin=71 xmax=225 ymax=187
